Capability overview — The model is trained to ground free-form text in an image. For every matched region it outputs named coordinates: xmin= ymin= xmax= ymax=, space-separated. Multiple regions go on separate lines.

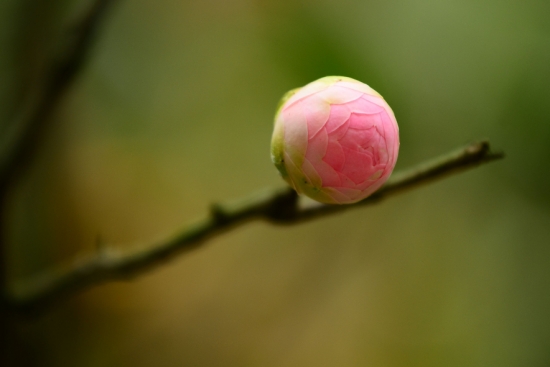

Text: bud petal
xmin=271 ymin=76 xmax=400 ymax=204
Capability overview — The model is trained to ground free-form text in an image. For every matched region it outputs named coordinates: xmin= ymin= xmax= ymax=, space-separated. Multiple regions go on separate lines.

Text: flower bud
xmin=271 ymin=76 xmax=399 ymax=204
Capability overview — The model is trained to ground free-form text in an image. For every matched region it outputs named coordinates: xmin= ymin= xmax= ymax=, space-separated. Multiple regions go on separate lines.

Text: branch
xmin=0 ymin=0 xmax=117 ymax=317
xmin=3 ymin=141 xmax=503 ymax=312
xmin=0 ymin=0 xmax=116 ymax=188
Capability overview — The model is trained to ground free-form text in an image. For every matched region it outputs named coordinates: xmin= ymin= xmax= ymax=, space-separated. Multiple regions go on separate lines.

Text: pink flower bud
xmin=271 ymin=76 xmax=399 ymax=204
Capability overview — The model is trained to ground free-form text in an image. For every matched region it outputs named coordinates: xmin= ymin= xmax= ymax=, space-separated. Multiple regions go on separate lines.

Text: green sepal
xmin=271 ymin=87 xmax=301 ymax=185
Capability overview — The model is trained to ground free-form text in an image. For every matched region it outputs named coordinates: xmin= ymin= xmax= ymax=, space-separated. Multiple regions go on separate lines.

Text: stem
xmin=3 ymin=141 xmax=503 ymax=313
xmin=0 ymin=1 xmax=118 ymax=361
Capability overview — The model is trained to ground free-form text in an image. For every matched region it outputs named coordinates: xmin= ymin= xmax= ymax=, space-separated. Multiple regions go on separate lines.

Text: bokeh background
xmin=1 ymin=0 xmax=550 ymax=366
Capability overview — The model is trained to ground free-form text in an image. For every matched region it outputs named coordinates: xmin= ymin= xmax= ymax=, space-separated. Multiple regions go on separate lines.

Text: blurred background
xmin=1 ymin=0 xmax=549 ymax=366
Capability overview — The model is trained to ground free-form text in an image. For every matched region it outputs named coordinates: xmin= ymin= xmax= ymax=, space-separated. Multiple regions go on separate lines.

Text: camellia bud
xmin=271 ymin=76 xmax=399 ymax=204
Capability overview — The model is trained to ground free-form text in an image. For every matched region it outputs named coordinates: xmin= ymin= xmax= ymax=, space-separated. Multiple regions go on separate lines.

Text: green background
xmin=1 ymin=0 xmax=549 ymax=366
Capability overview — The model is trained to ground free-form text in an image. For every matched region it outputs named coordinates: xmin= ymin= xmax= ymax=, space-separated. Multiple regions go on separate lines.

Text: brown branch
xmin=0 ymin=5 xmax=117 ymax=365
xmin=0 ymin=0 xmax=116 ymax=188
xmin=3 ymin=141 xmax=503 ymax=313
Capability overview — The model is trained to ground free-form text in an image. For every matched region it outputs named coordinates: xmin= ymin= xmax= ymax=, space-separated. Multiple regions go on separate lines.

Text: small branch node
xmin=210 ymin=203 xmax=230 ymax=225
xmin=265 ymin=188 xmax=299 ymax=223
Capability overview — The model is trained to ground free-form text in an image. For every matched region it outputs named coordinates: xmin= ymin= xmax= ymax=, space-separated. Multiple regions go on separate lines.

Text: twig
xmin=0 ymin=0 xmax=115 ymax=188
xmin=0 ymin=0 xmax=116 ymax=316
xmin=3 ymin=141 xmax=503 ymax=312
xmin=0 ymin=4 xmax=117 ymax=363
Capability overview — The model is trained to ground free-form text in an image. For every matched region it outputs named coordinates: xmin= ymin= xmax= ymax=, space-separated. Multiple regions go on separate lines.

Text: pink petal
xmin=341 ymin=147 xmax=374 ymax=184
xmin=321 ymin=187 xmax=353 ymax=204
xmin=356 ymin=164 xmax=387 ymax=191
xmin=317 ymin=85 xmax=362 ymax=104
xmin=284 ymin=81 xmax=331 ymax=109
xmin=283 ymin=152 xmax=301 ymax=191
xmin=329 ymin=117 xmax=350 ymax=140
xmin=325 ymin=104 xmax=351 ymax=133
xmin=301 ymin=157 xmax=323 ymax=187
xmin=339 ymin=126 xmax=380 ymax=153
xmin=323 ymin=139 xmax=345 ymax=171
xmin=303 ymin=95 xmax=330 ymax=138
xmin=336 ymin=80 xmax=380 ymax=97
xmin=282 ymin=104 xmax=308 ymax=165
xmin=361 ymin=93 xmax=390 ymax=108
xmin=333 ymin=187 xmax=362 ymax=201
xmin=338 ymin=172 xmax=357 ymax=188
xmin=347 ymin=113 xmax=376 ymax=130
xmin=312 ymin=159 xmax=341 ymax=187
xmin=369 ymin=170 xmax=383 ymax=181
xmin=309 ymin=189 xmax=340 ymax=205
xmin=380 ymin=110 xmax=399 ymax=165
xmin=305 ymin=127 xmax=328 ymax=162
xmin=346 ymin=96 xmax=385 ymax=114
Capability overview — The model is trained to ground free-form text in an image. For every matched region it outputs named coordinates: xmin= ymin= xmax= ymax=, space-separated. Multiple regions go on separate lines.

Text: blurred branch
xmin=0 ymin=0 xmax=116 ymax=327
xmin=4 ymin=141 xmax=503 ymax=312
xmin=0 ymin=2 xmax=117 ymax=362
xmin=0 ymin=0 xmax=116 ymax=189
